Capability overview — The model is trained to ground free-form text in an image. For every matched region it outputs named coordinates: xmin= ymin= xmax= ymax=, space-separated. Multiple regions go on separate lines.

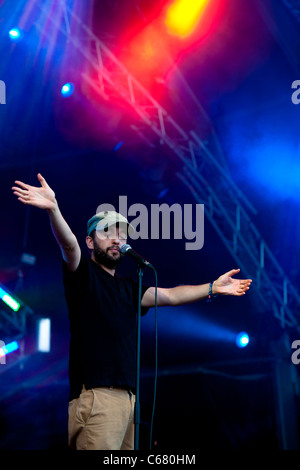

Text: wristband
xmin=207 ymin=281 xmax=218 ymax=302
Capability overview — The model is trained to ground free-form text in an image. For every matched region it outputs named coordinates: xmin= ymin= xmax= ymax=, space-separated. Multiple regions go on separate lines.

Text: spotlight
xmin=61 ymin=82 xmax=74 ymax=97
xmin=37 ymin=318 xmax=51 ymax=352
xmin=9 ymin=28 xmax=22 ymax=41
xmin=0 ymin=286 xmax=21 ymax=312
xmin=158 ymin=187 xmax=169 ymax=199
xmin=165 ymin=0 xmax=211 ymax=38
xmin=113 ymin=141 xmax=124 ymax=152
xmin=236 ymin=331 xmax=249 ymax=348
xmin=0 ymin=340 xmax=19 ymax=358
xmin=21 ymin=253 xmax=36 ymax=265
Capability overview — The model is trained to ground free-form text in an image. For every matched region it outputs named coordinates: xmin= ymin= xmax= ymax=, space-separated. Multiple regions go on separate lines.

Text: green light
xmin=0 ymin=287 xmax=20 ymax=312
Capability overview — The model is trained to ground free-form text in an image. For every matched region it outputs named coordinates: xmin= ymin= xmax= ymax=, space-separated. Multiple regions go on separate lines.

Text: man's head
xmin=86 ymin=211 xmax=134 ymax=270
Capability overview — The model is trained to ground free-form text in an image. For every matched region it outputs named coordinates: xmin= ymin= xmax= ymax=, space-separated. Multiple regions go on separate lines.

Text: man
xmin=12 ymin=173 xmax=252 ymax=450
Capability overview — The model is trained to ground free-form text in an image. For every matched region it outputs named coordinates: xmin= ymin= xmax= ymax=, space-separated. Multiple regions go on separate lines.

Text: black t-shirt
xmin=62 ymin=255 xmax=150 ymax=400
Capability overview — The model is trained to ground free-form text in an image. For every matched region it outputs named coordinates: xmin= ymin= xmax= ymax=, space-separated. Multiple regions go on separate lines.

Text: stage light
xmin=21 ymin=253 xmax=36 ymax=265
xmin=165 ymin=0 xmax=211 ymax=38
xmin=61 ymin=82 xmax=74 ymax=97
xmin=236 ymin=332 xmax=249 ymax=348
xmin=143 ymin=307 xmax=236 ymax=343
xmin=113 ymin=141 xmax=124 ymax=152
xmin=9 ymin=28 xmax=22 ymax=41
xmin=0 ymin=340 xmax=19 ymax=358
xmin=37 ymin=318 xmax=51 ymax=352
xmin=158 ymin=187 xmax=169 ymax=199
xmin=0 ymin=287 xmax=21 ymax=312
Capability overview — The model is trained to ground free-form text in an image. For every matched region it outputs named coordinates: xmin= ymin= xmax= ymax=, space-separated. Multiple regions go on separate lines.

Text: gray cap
xmin=87 ymin=210 xmax=135 ymax=237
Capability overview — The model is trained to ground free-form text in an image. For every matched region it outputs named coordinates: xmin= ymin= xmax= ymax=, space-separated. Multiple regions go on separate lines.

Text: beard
xmin=93 ymin=243 xmax=123 ymax=270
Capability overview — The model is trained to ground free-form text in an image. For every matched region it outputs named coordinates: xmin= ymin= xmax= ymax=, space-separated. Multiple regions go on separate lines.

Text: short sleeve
xmin=62 ymin=254 xmax=88 ymax=283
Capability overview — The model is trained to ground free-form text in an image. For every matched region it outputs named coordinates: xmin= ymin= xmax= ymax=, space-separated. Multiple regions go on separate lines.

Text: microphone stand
xmin=134 ymin=262 xmax=143 ymax=450
xmin=121 ymin=244 xmax=156 ymax=450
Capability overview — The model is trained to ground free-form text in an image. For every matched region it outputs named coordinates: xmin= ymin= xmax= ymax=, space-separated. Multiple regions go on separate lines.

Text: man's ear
xmin=86 ymin=236 xmax=94 ymax=251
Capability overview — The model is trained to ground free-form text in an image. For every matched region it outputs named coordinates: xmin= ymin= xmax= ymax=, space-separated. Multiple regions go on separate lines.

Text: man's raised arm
xmin=12 ymin=173 xmax=81 ymax=271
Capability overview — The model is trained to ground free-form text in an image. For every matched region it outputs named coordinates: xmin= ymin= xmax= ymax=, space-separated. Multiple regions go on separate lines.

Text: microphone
xmin=120 ymin=244 xmax=153 ymax=269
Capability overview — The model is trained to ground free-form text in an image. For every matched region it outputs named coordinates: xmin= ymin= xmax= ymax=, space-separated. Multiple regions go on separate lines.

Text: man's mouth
xmin=108 ymin=247 xmax=120 ymax=253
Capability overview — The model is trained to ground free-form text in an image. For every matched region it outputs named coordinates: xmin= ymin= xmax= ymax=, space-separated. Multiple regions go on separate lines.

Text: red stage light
xmin=165 ymin=0 xmax=212 ymax=38
xmin=87 ymin=0 xmax=224 ymax=107
xmin=118 ymin=0 xmax=224 ymax=89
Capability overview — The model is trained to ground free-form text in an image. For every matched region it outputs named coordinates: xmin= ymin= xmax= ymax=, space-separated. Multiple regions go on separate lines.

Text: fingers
xmin=226 ymin=268 xmax=240 ymax=277
xmin=12 ymin=184 xmax=30 ymax=197
xmin=13 ymin=180 xmax=30 ymax=190
xmin=12 ymin=181 xmax=31 ymax=205
xmin=16 ymin=197 xmax=29 ymax=205
xmin=12 ymin=190 xmax=30 ymax=204
xmin=13 ymin=192 xmax=30 ymax=204
xmin=217 ymin=269 xmax=252 ymax=296
xmin=236 ymin=279 xmax=252 ymax=296
xmin=240 ymin=279 xmax=252 ymax=286
xmin=12 ymin=186 xmax=28 ymax=195
xmin=37 ymin=173 xmax=48 ymax=188
xmin=13 ymin=174 xmax=46 ymax=190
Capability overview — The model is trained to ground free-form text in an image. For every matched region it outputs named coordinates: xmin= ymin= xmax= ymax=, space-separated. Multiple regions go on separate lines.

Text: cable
xmin=149 ymin=265 xmax=158 ymax=450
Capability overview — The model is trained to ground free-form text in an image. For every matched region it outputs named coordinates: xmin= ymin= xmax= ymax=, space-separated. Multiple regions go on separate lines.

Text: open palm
xmin=12 ymin=173 xmax=56 ymax=210
xmin=214 ymin=269 xmax=252 ymax=296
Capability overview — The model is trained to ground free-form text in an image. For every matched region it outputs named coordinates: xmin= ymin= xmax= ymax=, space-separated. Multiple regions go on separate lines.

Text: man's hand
xmin=213 ymin=268 xmax=252 ymax=296
xmin=12 ymin=172 xmax=81 ymax=271
xmin=12 ymin=173 xmax=57 ymax=210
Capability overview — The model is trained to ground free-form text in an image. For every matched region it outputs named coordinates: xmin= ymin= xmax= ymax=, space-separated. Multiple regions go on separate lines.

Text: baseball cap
xmin=87 ymin=211 xmax=135 ymax=237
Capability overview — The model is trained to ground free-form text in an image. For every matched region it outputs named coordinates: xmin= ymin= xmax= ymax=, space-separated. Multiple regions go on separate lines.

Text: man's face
xmin=92 ymin=224 xmax=127 ymax=269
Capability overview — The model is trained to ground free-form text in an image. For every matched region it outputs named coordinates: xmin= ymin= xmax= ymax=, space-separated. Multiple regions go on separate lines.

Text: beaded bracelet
xmin=207 ymin=281 xmax=218 ymax=302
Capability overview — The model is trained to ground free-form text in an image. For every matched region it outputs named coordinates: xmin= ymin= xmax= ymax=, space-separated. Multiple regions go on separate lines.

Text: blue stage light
xmin=142 ymin=306 xmax=237 ymax=344
xmin=61 ymin=82 xmax=74 ymax=97
xmin=158 ymin=187 xmax=169 ymax=199
xmin=9 ymin=28 xmax=22 ymax=41
xmin=0 ymin=340 xmax=19 ymax=359
xmin=236 ymin=331 xmax=249 ymax=348
xmin=113 ymin=141 xmax=124 ymax=152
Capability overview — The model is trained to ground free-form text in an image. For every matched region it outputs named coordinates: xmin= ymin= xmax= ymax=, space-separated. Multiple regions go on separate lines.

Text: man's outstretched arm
xmin=141 ymin=268 xmax=252 ymax=308
xmin=12 ymin=173 xmax=81 ymax=271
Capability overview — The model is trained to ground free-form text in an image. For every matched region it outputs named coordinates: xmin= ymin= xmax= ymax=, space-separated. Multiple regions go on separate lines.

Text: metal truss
xmin=0 ymin=285 xmax=33 ymax=373
xmin=256 ymin=0 xmax=300 ymax=74
xmin=35 ymin=1 xmax=300 ymax=332
xmin=0 ymin=284 xmax=33 ymax=341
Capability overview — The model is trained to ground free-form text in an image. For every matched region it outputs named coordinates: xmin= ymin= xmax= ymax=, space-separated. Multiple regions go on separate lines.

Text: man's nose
xmin=111 ymin=235 xmax=122 ymax=244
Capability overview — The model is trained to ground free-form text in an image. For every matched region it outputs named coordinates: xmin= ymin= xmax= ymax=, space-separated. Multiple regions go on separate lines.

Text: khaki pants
xmin=68 ymin=386 xmax=136 ymax=450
